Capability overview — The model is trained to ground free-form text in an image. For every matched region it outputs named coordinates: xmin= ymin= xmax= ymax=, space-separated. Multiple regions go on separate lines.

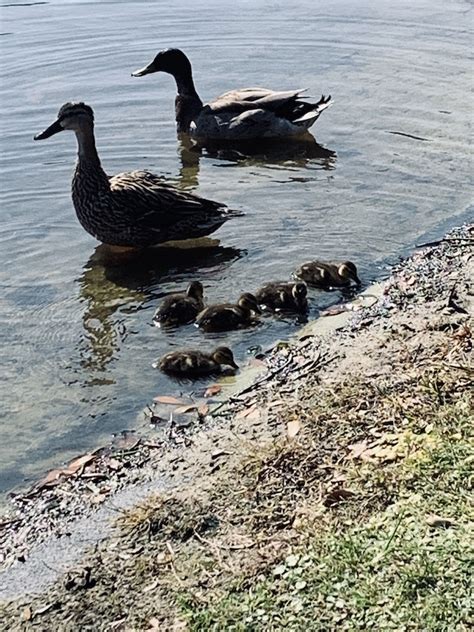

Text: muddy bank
xmin=0 ymin=224 xmax=472 ymax=630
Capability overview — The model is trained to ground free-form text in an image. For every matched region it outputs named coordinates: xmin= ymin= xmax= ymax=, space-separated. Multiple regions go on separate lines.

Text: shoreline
xmin=0 ymin=223 xmax=472 ymax=628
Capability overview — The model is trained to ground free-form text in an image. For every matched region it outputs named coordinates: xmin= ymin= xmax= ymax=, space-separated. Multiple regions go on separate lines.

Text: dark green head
xmin=132 ymin=48 xmax=192 ymax=79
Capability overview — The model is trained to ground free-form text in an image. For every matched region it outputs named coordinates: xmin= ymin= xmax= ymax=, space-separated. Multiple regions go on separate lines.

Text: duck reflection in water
xmin=77 ymin=239 xmax=243 ymax=373
xmin=176 ymin=131 xmax=336 ymax=180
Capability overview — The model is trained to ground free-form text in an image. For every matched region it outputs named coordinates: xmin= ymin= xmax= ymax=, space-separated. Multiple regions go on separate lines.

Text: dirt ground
xmin=0 ymin=224 xmax=472 ymax=631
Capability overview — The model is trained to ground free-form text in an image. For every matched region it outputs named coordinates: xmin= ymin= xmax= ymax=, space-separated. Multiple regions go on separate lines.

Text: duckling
xmin=295 ymin=261 xmax=361 ymax=288
xmin=196 ymin=293 xmax=261 ymax=332
xmin=153 ymin=281 xmax=204 ymax=327
xmin=34 ymin=102 xmax=240 ymax=247
xmin=132 ymin=49 xmax=331 ymax=141
xmin=158 ymin=346 xmax=238 ymax=377
xmin=255 ymin=281 xmax=308 ymax=312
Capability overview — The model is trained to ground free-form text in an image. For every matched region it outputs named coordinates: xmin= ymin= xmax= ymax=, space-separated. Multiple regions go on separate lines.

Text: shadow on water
xmin=176 ymin=133 xmax=337 ymax=189
xmin=77 ymin=239 xmax=244 ymax=373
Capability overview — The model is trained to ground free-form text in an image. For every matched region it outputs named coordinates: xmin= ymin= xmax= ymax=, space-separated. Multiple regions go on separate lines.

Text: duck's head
xmin=292 ymin=282 xmax=308 ymax=301
xmin=34 ymin=102 xmax=94 ymax=140
xmin=132 ymin=48 xmax=191 ymax=78
xmin=186 ymin=280 xmax=204 ymax=301
xmin=338 ymin=261 xmax=361 ymax=286
xmin=238 ymin=292 xmax=262 ymax=315
xmin=212 ymin=346 xmax=239 ymax=370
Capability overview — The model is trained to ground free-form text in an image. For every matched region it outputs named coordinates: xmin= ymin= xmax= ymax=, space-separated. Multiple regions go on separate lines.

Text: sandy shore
xmin=0 ymin=224 xmax=472 ymax=630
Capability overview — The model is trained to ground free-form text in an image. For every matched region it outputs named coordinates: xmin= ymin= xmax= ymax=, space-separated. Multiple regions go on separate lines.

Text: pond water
xmin=0 ymin=0 xmax=472 ymax=501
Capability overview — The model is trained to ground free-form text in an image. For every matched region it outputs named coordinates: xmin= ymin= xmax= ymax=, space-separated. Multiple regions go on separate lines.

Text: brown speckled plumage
xmin=35 ymin=102 xmax=239 ymax=247
xmin=153 ymin=281 xmax=204 ymax=326
xmin=158 ymin=346 xmax=238 ymax=377
xmin=196 ymin=292 xmax=261 ymax=332
xmin=295 ymin=260 xmax=361 ymax=288
xmin=255 ymin=281 xmax=308 ymax=312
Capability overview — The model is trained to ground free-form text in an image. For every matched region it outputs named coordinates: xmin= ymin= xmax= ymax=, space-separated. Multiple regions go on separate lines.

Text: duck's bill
xmin=34 ymin=119 xmax=63 ymax=140
xmin=131 ymin=63 xmax=155 ymax=77
xmin=229 ymin=360 xmax=239 ymax=369
xmin=353 ymin=276 xmax=362 ymax=286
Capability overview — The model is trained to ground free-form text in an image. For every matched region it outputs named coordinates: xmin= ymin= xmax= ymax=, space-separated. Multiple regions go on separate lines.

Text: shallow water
xmin=0 ymin=0 xmax=472 ymax=500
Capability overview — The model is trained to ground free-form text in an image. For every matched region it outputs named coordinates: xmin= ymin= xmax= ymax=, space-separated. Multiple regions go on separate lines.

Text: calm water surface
xmin=0 ymin=0 xmax=472 ymax=500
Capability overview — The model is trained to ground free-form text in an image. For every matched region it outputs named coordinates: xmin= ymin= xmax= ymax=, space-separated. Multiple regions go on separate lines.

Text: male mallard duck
xmin=295 ymin=261 xmax=361 ymax=288
xmin=158 ymin=346 xmax=238 ymax=377
xmin=34 ymin=102 xmax=240 ymax=247
xmin=132 ymin=49 xmax=331 ymax=141
xmin=255 ymin=281 xmax=308 ymax=312
xmin=153 ymin=281 xmax=204 ymax=327
xmin=196 ymin=293 xmax=261 ymax=332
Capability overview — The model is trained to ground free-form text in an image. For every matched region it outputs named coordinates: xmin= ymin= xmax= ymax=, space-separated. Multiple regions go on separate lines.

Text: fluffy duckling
xmin=153 ymin=281 xmax=204 ymax=327
xmin=295 ymin=261 xmax=361 ymax=288
xmin=158 ymin=346 xmax=238 ymax=377
xmin=255 ymin=281 xmax=308 ymax=312
xmin=196 ymin=293 xmax=261 ymax=332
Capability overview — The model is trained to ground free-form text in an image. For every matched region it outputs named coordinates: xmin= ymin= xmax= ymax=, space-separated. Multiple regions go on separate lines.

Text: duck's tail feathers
xmin=293 ymin=95 xmax=332 ymax=126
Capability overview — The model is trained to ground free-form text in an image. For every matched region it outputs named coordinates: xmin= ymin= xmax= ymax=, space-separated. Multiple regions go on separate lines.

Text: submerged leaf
xmin=173 ymin=404 xmax=198 ymax=415
xmin=204 ymin=384 xmax=222 ymax=398
xmin=153 ymin=395 xmax=187 ymax=405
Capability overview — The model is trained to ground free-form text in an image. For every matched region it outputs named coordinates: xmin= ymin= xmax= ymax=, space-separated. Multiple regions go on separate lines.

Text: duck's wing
xmin=209 ymin=88 xmax=308 ymax=114
xmin=108 ymin=171 xmax=239 ymax=241
xmin=195 ymin=90 xmax=331 ymax=140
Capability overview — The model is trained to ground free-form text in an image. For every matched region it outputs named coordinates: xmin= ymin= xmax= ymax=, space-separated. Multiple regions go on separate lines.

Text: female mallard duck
xmin=295 ymin=261 xmax=361 ymax=288
xmin=196 ymin=293 xmax=261 ymax=332
xmin=255 ymin=281 xmax=308 ymax=312
xmin=132 ymin=49 xmax=332 ymax=141
xmin=34 ymin=102 xmax=240 ymax=247
xmin=158 ymin=346 xmax=238 ymax=377
xmin=153 ymin=281 xmax=204 ymax=327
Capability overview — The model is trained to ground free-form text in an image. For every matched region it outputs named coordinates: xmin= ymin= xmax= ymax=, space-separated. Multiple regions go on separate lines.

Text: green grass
xmin=178 ymin=378 xmax=473 ymax=631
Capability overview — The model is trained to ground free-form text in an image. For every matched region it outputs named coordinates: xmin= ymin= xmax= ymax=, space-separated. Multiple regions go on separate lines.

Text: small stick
xmin=415 ymin=237 xmax=474 ymax=249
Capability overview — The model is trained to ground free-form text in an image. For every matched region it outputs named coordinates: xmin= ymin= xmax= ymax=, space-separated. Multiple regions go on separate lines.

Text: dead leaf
xmin=147 ymin=617 xmax=162 ymax=632
xmin=348 ymin=441 xmax=368 ymax=459
xmin=204 ymin=384 xmax=222 ymax=398
xmin=106 ymin=458 xmax=122 ymax=471
xmin=173 ymin=404 xmax=197 ymax=414
xmin=198 ymin=404 xmax=209 ymax=416
xmin=246 ymin=407 xmax=263 ymax=423
xmin=321 ymin=305 xmax=349 ymax=317
xmin=22 ymin=606 xmax=32 ymax=621
xmin=37 ymin=469 xmax=64 ymax=489
xmin=153 ymin=395 xmax=187 ymax=405
xmin=236 ymin=404 xmax=257 ymax=419
xmin=65 ymin=453 xmax=96 ymax=474
xmin=365 ymin=444 xmax=399 ymax=462
xmin=287 ymin=419 xmax=301 ymax=438
xmin=426 ymin=515 xmax=455 ymax=528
